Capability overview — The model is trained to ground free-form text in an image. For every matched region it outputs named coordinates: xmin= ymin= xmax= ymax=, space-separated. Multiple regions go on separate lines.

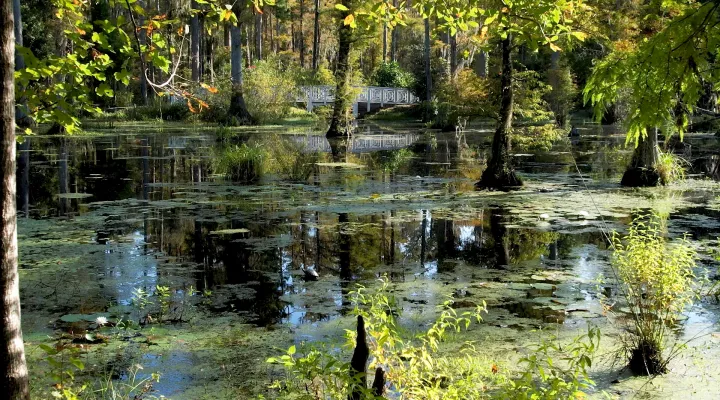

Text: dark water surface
xmin=16 ymin=123 xmax=720 ymax=398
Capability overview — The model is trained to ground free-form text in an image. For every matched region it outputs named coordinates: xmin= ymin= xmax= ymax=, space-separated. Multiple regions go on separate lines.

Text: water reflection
xmin=13 ymin=128 xmax=720 ymax=332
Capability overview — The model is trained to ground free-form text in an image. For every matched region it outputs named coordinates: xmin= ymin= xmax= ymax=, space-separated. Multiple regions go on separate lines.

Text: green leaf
xmin=96 ymin=83 xmax=113 ymax=97
xmin=335 ymin=4 xmax=349 ymax=11
xmin=70 ymin=358 xmax=85 ymax=371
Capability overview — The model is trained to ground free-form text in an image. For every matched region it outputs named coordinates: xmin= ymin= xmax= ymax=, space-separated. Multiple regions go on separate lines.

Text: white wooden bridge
xmin=299 ymin=86 xmax=420 ymax=117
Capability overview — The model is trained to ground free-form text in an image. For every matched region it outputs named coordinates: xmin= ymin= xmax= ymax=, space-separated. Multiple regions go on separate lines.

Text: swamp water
xmin=16 ymin=123 xmax=720 ymax=399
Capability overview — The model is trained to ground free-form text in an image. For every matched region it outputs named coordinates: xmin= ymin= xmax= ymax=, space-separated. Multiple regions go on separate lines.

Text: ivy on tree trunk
xmin=326 ymin=0 xmax=353 ymax=138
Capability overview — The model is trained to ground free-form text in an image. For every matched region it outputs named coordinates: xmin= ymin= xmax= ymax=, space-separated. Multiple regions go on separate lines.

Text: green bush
xmin=267 ymin=277 xmax=602 ymax=399
xmin=371 ymin=62 xmax=416 ymax=88
xmin=244 ymin=57 xmax=302 ymax=124
xmin=607 ymin=214 xmax=697 ymax=375
xmin=215 ymin=144 xmax=267 ymax=183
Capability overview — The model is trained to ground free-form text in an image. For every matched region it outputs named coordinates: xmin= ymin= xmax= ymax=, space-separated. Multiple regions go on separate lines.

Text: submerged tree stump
xmin=349 ymin=315 xmax=369 ymax=400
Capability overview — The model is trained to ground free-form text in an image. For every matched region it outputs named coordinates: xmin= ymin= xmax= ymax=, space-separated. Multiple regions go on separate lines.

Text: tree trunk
xmin=12 ymin=0 xmax=29 ymax=127
xmin=138 ymin=0 xmax=148 ymax=103
xmin=382 ymin=23 xmax=387 ymax=62
xmin=190 ymin=0 xmax=200 ymax=82
xmin=299 ymin=0 xmax=305 ymax=68
xmin=254 ymin=9 xmax=262 ymax=61
xmin=223 ymin=24 xmax=230 ymax=47
xmin=312 ymin=0 xmax=320 ymax=70
xmin=477 ymin=33 xmax=522 ymax=189
xmin=326 ymin=0 xmax=353 ymax=138
xmin=228 ymin=20 xmax=254 ymax=125
xmin=450 ymin=33 xmax=458 ymax=77
xmin=348 ymin=315 xmax=369 ymax=400
xmin=423 ymin=18 xmax=432 ymax=101
xmin=390 ymin=0 xmax=398 ymax=62
xmin=475 ymin=50 xmax=488 ymax=78
xmin=1 ymin=0 xmax=30 ymax=394
xmin=621 ymin=128 xmax=662 ymax=187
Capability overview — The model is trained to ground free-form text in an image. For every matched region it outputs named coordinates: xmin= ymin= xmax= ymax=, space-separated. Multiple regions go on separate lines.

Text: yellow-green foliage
xmin=268 ymin=278 xmax=489 ymax=399
xmin=511 ymin=124 xmax=565 ymax=152
xmin=609 ymin=214 xmax=697 ymax=373
xmin=267 ymin=278 xmax=601 ymax=399
xmin=245 ymin=58 xmax=302 ymax=124
xmin=435 ymin=69 xmax=491 ymax=121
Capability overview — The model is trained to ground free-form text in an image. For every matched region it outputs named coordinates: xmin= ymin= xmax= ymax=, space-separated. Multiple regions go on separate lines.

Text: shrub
xmin=244 ymin=57 xmax=302 ymax=124
xmin=214 ymin=144 xmax=267 ymax=183
xmin=371 ymin=62 xmax=416 ymax=88
xmin=268 ymin=277 xmax=604 ymax=399
xmin=268 ymin=278 xmax=489 ymax=399
xmin=607 ymin=214 xmax=697 ymax=375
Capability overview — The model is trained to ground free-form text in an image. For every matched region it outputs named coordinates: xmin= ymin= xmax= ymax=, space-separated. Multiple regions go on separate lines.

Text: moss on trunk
xmin=326 ymin=0 xmax=353 ymax=138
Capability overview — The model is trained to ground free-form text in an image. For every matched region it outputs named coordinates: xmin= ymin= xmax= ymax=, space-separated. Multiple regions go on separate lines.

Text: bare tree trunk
xmin=390 ymin=0 xmax=398 ymax=62
xmin=12 ymin=0 xmax=29 ymax=126
xmin=228 ymin=14 xmax=254 ymax=125
xmin=477 ymin=33 xmax=522 ymax=189
xmin=621 ymin=128 xmax=662 ymax=186
xmin=450 ymin=33 xmax=458 ymax=77
xmin=423 ymin=18 xmax=432 ymax=101
xmin=190 ymin=0 xmax=200 ymax=82
xmin=138 ymin=0 xmax=148 ymax=103
xmin=312 ymin=0 xmax=320 ymax=70
xmin=254 ymin=8 xmax=262 ymax=61
xmin=299 ymin=0 xmax=305 ymax=68
xmin=326 ymin=0 xmax=353 ymax=138
xmin=223 ymin=23 xmax=230 ymax=47
xmin=382 ymin=23 xmax=387 ymax=62
xmin=1 ymin=0 xmax=29 ymax=394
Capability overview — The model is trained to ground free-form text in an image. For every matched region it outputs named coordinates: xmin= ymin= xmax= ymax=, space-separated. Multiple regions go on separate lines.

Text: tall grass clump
xmin=215 ymin=144 xmax=267 ymax=183
xmin=654 ymin=151 xmax=688 ymax=184
xmin=608 ymin=214 xmax=697 ymax=375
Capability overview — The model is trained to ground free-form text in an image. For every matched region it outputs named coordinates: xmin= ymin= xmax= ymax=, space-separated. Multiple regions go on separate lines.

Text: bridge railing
xmin=299 ymin=86 xmax=419 ymax=115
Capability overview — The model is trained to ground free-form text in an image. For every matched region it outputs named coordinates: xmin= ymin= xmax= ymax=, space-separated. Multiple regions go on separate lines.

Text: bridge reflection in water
xmin=291 ymin=133 xmax=420 ymax=153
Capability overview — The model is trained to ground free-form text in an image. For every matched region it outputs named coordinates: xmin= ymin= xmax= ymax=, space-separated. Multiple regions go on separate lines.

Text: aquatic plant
xmin=267 ymin=278 xmax=601 ymax=399
xmin=607 ymin=214 xmax=697 ymax=375
xmin=497 ymin=326 xmax=600 ymax=400
xmin=268 ymin=278 xmax=489 ymax=399
xmin=215 ymin=144 xmax=267 ymax=183
xmin=654 ymin=151 xmax=688 ymax=185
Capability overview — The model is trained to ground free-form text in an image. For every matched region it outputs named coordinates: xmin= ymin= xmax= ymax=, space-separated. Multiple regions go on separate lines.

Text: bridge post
xmin=352 ymin=102 xmax=359 ymax=117
xmin=306 ymin=89 xmax=313 ymax=113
